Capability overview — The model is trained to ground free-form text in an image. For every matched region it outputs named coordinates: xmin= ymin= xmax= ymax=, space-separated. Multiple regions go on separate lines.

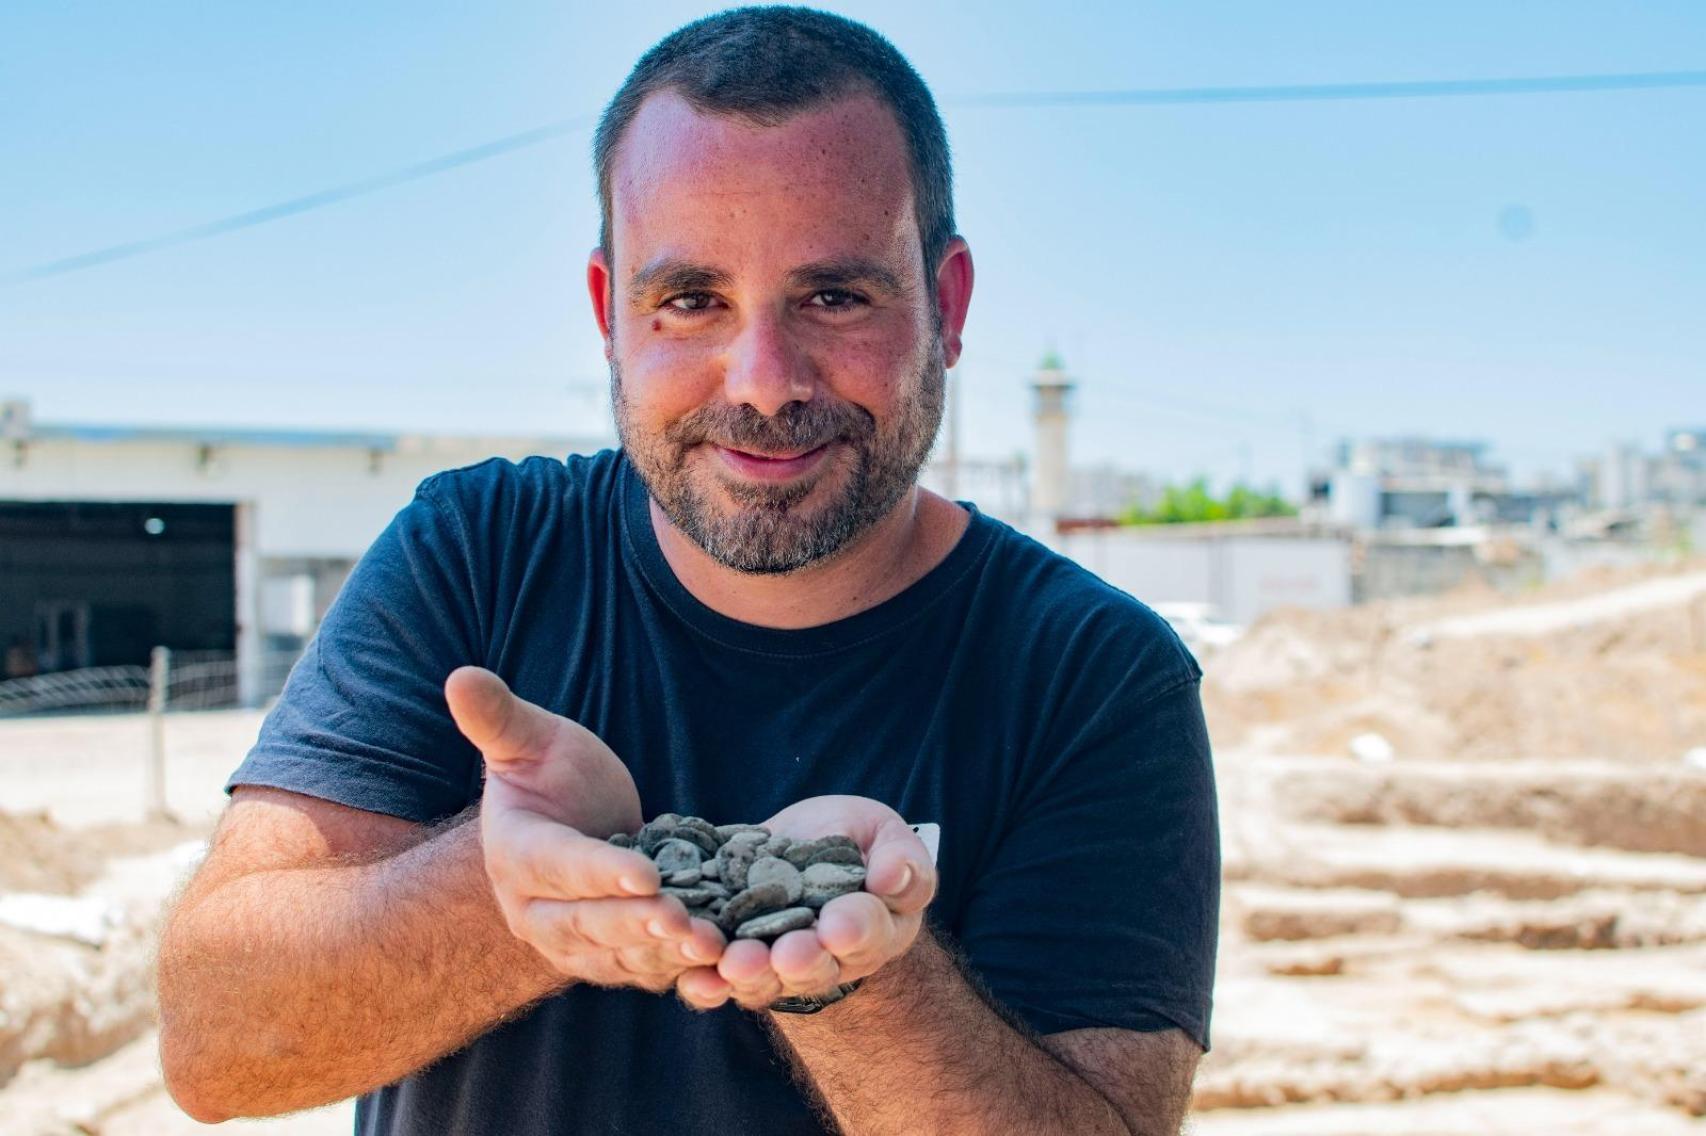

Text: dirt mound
xmin=1204 ymin=563 xmax=1706 ymax=762
xmin=1268 ymin=760 xmax=1706 ymax=856
xmin=0 ymin=814 xmax=100 ymax=895
xmin=0 ymin=812 xmax=200 ymax=895
xmin=0 ymin=921 xmax=158 ymax=1089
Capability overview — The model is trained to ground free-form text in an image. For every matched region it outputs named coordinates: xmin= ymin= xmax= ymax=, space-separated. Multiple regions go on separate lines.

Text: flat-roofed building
xmin=0 ymin=399 xmax=609 ymax=703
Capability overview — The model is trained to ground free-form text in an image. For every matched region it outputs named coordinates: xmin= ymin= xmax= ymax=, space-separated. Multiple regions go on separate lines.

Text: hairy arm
xmin=767 ymin=927 xmax=1200 ymax=1136
xmin=157 ymin=787 xmax=566 ymax=1123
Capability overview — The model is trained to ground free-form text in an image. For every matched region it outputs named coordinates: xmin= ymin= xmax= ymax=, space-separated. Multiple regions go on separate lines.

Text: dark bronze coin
xmin=653 ymin=838 xmax=705 ymax=875
xmin=721 ymin=881 xmax=790 ymax=929
xmin=734 ymin=907 xmax=816 ymax=940
xmin=747 ymin=857 xmax=804 ymax=905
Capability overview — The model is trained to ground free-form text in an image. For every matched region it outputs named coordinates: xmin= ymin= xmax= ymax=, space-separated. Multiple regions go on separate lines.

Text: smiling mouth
xmin=725 ymin=444 xmax=827 ymax=462
xmin=711 ymin=441 xmax=834 ymax=482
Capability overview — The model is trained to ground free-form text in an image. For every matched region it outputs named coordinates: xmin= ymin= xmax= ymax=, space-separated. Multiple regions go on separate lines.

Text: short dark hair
xmin=594 ymin=7 xmax=956 ymax=277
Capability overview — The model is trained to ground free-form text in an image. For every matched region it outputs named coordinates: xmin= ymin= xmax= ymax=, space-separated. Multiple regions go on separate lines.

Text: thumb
xmin=444 ymin=666 xmax=559 ymax=771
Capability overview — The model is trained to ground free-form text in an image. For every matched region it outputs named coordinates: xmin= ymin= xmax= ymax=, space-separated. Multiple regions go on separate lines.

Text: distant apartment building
xmin=1318 ymin=437 xmax=1513 ymax=529
xmin=1582 ymin=430 xmax=1706 ymax=510
xmin=1311 ymin=435 xmax=1583 ymax=531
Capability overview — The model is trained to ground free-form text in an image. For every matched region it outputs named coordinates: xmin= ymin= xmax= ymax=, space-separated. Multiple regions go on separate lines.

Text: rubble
xmin=1203 ymin=563 xmax=1706 ymax=762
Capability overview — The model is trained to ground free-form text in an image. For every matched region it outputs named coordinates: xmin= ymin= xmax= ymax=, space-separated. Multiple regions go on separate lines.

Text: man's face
xmin=592 ymin=90 xmax=957 ymax=574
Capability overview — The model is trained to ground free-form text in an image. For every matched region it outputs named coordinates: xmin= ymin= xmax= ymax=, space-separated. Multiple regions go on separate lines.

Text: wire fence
xmin=0 ymin=647 xmax=304 ymax=821
xmin=0 ymin=647 xmax=302 ymax=717
xmin=0 ymin=665 xmax=150 ymax=715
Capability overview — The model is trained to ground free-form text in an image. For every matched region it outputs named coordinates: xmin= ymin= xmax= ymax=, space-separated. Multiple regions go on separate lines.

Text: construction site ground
xmin=3 ymin=560 xmax=1703 ymax=1134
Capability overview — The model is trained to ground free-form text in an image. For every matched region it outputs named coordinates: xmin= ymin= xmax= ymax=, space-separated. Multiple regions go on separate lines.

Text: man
xmin=157 ymin=8 xmax=1218 ymax=1134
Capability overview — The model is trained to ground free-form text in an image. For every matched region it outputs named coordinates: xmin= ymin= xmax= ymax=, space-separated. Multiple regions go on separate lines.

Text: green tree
xmin=1119 ymin=478 xmax=1297 ymax=525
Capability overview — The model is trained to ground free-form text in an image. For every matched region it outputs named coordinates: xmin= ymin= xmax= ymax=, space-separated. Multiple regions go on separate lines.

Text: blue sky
xmin=2 ymin=1 xmax=1702 ymax=493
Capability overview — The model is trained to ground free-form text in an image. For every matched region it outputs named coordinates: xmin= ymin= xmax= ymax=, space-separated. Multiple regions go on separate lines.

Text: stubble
xmin=613 ymin=353 xmax=944 ymax=575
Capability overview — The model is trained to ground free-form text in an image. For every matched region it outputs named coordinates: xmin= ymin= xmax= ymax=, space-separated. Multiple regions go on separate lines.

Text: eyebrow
xmin=626 ymin=255 xmax=907 ymax=303
xmin=628 ymin=259 xmax=733 ymax=303
xmin=787 ymin=257 xmax=905 ymax=296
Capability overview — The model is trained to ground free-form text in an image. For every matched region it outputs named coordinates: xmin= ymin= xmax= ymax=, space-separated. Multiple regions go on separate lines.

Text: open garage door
xmin=0 ymin=501 xmax=235 ymax=676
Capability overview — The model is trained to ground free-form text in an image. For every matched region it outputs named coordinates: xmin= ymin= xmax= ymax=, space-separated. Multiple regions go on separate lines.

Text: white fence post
xmin=147 ymin=645 xmax=172 ymax=821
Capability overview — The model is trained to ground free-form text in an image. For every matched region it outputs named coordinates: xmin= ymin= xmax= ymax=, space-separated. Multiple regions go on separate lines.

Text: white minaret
xmin=1029 ymin=350 xmax=1074 ymax=532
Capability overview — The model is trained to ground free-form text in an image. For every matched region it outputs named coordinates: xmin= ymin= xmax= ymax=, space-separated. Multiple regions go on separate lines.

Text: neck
xmin=649 ymin=488 xmax=969 ymax=629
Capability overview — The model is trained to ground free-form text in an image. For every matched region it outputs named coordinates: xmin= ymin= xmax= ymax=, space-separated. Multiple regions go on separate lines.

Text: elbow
xmin=172 ymin=1091 xmax=233 ymax=1127
xmin=156 ymin=903 xmax=238 ymax=1122
xmin=159 ymin=1028 xmax=235 ymax=1125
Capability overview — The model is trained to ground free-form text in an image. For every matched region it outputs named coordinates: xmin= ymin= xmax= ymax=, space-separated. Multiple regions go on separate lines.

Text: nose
xmin=721 ymin=308 xmax=815 ymax=417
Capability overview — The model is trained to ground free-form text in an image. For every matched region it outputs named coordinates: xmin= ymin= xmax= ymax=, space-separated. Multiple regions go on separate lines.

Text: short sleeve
xmin=955 ymin=676 xmax=1220 ymax=1050
xmin=224 ymin=480 xmax=485 ymax=823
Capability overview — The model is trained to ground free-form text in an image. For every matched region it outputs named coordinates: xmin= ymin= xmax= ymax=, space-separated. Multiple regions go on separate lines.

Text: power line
xmin=1 ymin=116 xmax=594 ymax=287
xmin=6 ymin=67 xmax=1703 ymax=286
xmin=951 ymin=68 xmax=1706 ymax=109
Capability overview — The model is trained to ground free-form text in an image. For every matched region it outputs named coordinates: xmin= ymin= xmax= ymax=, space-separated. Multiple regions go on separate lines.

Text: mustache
xmin=665 ymin=400 xmax=874 ymax=453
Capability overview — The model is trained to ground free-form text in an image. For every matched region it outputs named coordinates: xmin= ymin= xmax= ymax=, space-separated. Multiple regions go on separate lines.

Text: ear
xmin=933 ymin=238 xmax=974 ymax=370
xmin=587 ymin=247 xmax=615 ymax=358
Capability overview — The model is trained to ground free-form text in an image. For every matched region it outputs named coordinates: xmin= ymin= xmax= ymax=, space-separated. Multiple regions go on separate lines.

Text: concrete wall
xmin=1354 ymin=532 xmax=1676 ymax=603
xmin=1053 ymin=527 xmax=1353 ymax=626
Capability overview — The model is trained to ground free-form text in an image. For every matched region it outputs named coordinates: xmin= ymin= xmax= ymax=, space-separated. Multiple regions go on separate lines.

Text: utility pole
xmin=146 ymin=646 xmax=171 ymax=822
xmin=1299 ymin=409 xmax=1316 ymax=499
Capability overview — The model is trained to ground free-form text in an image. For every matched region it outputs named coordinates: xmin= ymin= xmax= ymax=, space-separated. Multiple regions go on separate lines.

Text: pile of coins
xmin=609 ymin=814 xmax=868 ymax=942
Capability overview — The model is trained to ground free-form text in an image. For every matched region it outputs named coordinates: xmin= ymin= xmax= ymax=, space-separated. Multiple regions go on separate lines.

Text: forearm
xmin=767 ymin=928 xmax=1131 ymax=1136
xmin=157 ymin=810 xmax=565 ymax=1121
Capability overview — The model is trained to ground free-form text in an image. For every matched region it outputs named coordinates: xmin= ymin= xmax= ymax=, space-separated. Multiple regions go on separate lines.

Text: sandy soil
xmin=1202 ymin=560 xmax=1706 ymax=762
xmin=0 ymin=707 xmax=265 ymax=829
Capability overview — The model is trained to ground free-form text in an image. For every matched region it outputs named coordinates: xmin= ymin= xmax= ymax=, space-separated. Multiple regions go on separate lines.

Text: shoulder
xmin=404 ymin=449 xmax=626 ymax=553
xmin=972 ymin=515 xmax=1202 ymax=702
xmin=415 ymin=448 xmax=623 ymax=519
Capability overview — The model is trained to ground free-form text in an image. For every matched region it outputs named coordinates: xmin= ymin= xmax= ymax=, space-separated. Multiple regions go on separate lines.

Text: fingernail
xmin=888 ymin=864 xmax=914 ymax=894
xmin=621 ymin=875 xmax=650 ymax=895
xmin=647 ymin=918 xmax=673 ymax=940
xmin=684 ymin=941 xmax=714 ymax=963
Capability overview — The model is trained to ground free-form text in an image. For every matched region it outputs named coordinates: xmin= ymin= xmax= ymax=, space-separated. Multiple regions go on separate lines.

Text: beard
xmin=613 ymin=352 xmax=945 ymax=575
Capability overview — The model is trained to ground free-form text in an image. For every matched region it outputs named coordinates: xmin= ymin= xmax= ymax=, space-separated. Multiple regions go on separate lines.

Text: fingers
xmin=445 ymin=666 xmax=560 ymax=771
xmin=815 ymin=891 xmax=912 ymax=978
xmin=493 ymin=810 xmax=659 ymax=899
xmin=769 ymin=928 xmax=841 ymax=993
xmin=762 ymin=797 xmax=936 ymax=916
xmin=714 ymin=932 xmax=844 ymax=1008
xmin=520 ymin=896 xmax=690 ymax=953
xmin=862 ymin=819 xmax=937 ymax=916
xmin=676 ymin=966 xmax=733 ymax=1010
xmin=717 ymin=939 xmax=784 ymax=1008
xmin=612 ymin=917 xmax=725 ymax=975
xmin=520 ymin=898 xmax=727 ymax=983
xmin=678 ymin=917 xmax=728 ymax=966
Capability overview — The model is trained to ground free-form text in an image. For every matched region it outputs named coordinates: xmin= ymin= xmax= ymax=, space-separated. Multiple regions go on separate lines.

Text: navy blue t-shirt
xmin=226 ymin=449 xmax=1219 ymax=1135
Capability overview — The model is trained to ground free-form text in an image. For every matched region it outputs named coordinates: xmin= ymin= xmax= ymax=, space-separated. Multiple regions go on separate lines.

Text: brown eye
xmin=809 ymin=289 xmax=863 ymax=310
xmin=666 ymin=292 xmax=715 ymax=312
